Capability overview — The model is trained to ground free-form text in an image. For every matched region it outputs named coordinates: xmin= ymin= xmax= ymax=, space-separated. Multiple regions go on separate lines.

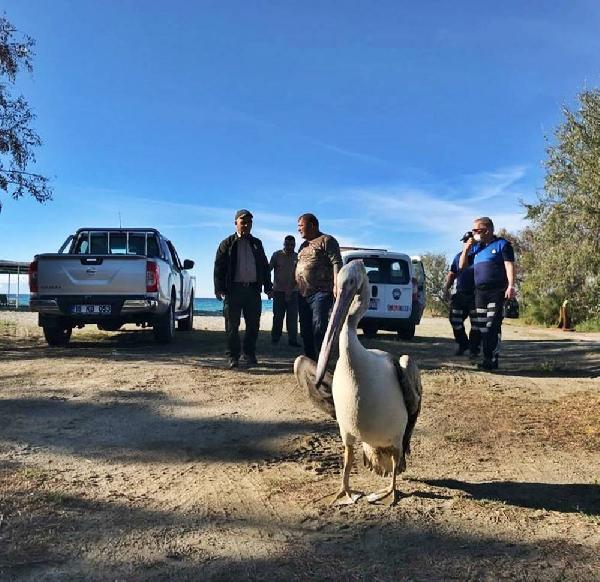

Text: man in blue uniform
xmin=460 ymin=217 xmax=516 ymax=371
xmin=444 ymin=250 xmax=481 ymax=357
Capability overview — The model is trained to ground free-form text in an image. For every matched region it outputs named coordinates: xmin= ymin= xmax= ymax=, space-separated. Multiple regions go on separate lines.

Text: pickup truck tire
xmin=178 ymin=292 xmax=194 ymax=331
xmin=397 ymin=323 xmax=416 ymax=340
xmin=43 ymin=325 xmax=72 ymax=347
xmin=154 ymin=297 xmax=175 ymax=343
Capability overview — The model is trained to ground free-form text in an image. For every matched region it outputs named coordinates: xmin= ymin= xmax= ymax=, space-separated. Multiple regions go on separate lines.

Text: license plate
xmin=368 ymin=298 xmax=379 ymax=310
xmin=71 ymin=304 xmax=112 ymax=315
xmin=387 ymin=304 xmax=410 ymax=312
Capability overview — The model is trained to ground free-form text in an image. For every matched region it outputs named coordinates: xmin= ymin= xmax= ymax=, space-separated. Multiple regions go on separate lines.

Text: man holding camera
xmin=460 ymin=217 xmax=516 ymax=371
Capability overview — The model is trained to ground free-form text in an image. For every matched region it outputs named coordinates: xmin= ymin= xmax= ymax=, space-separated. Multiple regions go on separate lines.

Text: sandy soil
xmin=1 ymin=311 xmax=599 ymax=581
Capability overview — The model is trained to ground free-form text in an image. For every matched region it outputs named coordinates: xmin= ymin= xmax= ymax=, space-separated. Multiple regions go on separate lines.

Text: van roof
xmin=341 ymin=249 xmax=412 ymax=261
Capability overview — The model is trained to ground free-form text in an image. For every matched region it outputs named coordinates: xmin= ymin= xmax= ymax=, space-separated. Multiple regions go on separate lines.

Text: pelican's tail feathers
xmin=362 ymin=443 xmax=397 ymax=477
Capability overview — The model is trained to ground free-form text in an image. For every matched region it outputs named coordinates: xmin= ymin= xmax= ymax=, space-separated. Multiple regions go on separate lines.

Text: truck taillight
xmin=412 ymin=277 xmax=418 ymax=302
xmin=29 ymin=260 xmax=39 ymax=293
xmin=146 ymin=261 xmax=159 ymax=292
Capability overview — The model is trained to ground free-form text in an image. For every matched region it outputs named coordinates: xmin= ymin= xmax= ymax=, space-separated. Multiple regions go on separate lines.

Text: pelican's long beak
xmin=315 ymin=281 xmax=356 ymax=387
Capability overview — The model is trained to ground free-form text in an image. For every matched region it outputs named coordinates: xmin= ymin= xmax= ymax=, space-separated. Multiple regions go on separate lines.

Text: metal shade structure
xmin=0 ymin=260 xmax=30 ymax=309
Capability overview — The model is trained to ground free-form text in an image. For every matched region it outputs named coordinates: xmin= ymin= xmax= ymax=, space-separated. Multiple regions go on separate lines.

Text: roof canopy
xmin=0 ymin=260 xmax=30 ymax=275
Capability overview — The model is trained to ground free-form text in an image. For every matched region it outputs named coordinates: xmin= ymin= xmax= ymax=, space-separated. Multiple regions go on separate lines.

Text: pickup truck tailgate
xmin=37 ymin=255 xmax=148 ymax=295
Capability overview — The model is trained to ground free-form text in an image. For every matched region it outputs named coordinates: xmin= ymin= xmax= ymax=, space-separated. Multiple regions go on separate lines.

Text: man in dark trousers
xmin=460 ymin=216 xmax=516 ymax=371
xmin=269 ymin=235 xmax=300 ymax=347
xmin=444 ymin=249 xmax=481 ymax=357
xmin=214 ymin=209 xmax=273 ymax=369
xmin=295 ymin=213 xmax=343 ymax=361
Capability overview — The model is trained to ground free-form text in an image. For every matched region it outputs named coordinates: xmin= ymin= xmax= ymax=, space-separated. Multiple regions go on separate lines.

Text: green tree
xmin=524 ymin=89 xmax=600 ymax=325
xmin=421 ymin=252 xmax=449 ymax=316
xmin=0 ymin=15 xmax=52 ymax=210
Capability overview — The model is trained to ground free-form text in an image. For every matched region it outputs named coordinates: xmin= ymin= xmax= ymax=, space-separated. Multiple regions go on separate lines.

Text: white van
xmin=341 ymin=248 xmax=426 ymax=339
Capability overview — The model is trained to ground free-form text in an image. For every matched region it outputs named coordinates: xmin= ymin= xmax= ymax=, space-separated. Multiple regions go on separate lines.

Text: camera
xmin=460 ymin=231 xmax=473 ymax=243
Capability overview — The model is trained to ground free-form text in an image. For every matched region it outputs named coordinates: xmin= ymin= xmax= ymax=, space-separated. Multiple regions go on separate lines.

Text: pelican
xmin=296 ymin=260 xmax=422 ymax=504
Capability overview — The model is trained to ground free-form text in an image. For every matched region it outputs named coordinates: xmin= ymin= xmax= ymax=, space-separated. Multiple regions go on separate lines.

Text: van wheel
xmin=397 ymin=324 xmax=416 ymax=340
xmin=178 ymin=292 xmax=194 ymax=331
xmin=43 ymin=325 xmax=72 ymax=347
xmin=154 ymin=298 xmax=175 ymax=343
xmin=362 ymin=324 xmax=378 ymax=338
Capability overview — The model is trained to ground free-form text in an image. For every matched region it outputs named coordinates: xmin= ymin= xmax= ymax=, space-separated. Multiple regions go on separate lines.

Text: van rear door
xmin=411 ymin=256 xmax=426 ymax=322
xmin=349 ymin=256 xmax=413 ymax=320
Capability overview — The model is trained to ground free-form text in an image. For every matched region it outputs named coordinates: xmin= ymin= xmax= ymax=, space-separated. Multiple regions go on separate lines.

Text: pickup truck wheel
xmin=397 ymin=323 xmax=416 ymax=340
xmin=154 ymin=298 xmax=175 ymax=343
xmin=178 ymin=292 xmax=194 ymax=331
xmin=43 ymin=325 xmax=72 ymax=347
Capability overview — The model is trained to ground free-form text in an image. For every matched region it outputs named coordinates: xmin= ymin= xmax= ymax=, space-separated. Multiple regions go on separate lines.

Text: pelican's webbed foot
xmin=366 ymin=487 xmax=400 ymax=505
xmin=331 ymin=488 xmax=363 ymax=506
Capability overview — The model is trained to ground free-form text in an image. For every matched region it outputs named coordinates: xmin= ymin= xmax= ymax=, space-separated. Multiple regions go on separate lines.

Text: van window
xmin=390 ymin=260 xmax=410 ymax=284
xmin=350 ymin=257 xmax=411 ymax=285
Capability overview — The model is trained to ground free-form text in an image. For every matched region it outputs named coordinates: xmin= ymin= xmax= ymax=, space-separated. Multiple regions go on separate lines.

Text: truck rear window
xmin=348 ymin=257 xmax=411 ymax=285
xmin=71 ymin=232 xmax=161 ymax=257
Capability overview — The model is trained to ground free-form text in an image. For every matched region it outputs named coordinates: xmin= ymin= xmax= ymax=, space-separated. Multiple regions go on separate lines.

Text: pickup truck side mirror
xmin=183 ymin=259 xmax=195 ymax=270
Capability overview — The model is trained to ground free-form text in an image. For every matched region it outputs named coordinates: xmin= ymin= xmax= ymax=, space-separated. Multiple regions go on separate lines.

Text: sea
xmin=1 ymin=294 xmax=273 ymax=315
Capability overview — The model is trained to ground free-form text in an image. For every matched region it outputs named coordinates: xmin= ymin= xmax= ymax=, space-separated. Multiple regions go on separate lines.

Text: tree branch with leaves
xmin=0 ymin=14 xmax=52 ymax=211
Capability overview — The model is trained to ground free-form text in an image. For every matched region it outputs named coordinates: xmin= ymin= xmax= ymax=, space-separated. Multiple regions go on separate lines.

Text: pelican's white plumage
xmin=308 ymin=260 xmax=422 ymax=504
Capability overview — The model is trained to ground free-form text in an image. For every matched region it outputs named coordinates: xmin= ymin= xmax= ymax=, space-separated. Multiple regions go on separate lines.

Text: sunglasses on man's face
xmin=472 ymin=228 xmax=487 ymax=233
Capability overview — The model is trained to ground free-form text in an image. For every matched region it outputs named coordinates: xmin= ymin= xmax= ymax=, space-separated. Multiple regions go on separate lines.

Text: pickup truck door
xmin=166 ymin=241 xmax=185 ymax=310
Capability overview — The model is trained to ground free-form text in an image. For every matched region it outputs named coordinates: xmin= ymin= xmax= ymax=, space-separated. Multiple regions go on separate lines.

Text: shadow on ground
xmin=420 ymin=478 xmax=600 ymax=515
xmin=1 ymin=325 xmax=599 ymax=377
xmin=1 ymin=473 xmax=597 ymax=581
xmin=0 ymin=394 xmax=330 ymax=464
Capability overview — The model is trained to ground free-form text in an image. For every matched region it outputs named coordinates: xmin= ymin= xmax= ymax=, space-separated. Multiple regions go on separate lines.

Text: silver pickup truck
xmin=29 ymin=228 xmax=195 ymax=346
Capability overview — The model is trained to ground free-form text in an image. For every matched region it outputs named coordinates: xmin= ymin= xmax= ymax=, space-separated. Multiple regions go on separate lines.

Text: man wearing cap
xmin=214 ymin=210 xmax=273 ymax=368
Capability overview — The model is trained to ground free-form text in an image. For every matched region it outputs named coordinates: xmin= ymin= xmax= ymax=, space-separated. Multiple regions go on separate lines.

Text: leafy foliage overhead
xmin=0 ymin=15 xmax=52 ymax=211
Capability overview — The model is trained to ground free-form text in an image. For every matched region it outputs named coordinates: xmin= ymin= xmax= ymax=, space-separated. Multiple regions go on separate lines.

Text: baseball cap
xmin=235 ymin=209 xmax=253 ymax=220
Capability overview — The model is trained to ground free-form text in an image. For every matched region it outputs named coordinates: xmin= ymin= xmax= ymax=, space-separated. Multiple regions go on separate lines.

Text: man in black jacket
xmin=214 ymin=209 xmax=273 ymax=368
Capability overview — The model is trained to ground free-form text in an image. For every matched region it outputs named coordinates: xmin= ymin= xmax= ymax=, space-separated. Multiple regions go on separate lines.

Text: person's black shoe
xmin=455 ymin=344 xmax=470 ymax=356
xmin=243 ymin=355 xmax=258 ymax=367
xmin=469 ymin=350 xmax=481 ymax=359
xmin=477 ymin=359 xmax=498 ymax=371
xmin=228 ymin=358 xmax=239 ymax=369
xmin=271 ymin=338 xmax=280 ymax=344
xmin=288 ymin=341 xmax=301 ymax=347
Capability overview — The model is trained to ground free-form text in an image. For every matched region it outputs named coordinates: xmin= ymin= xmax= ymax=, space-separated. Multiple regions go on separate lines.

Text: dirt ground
xmin=0 ymin=311 xmax=599 ymax=581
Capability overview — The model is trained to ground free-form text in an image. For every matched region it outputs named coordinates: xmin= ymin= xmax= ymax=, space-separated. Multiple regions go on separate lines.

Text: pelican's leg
xmin=367 ymin=451 xmax=400 ymax=504
xmin=330 ymin=445 xmax=362 ymax=505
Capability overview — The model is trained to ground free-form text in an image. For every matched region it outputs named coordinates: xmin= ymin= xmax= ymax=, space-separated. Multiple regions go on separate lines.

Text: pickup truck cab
xmin=341 ymin=248 xmax=426 ymax=339
xmin=29 ymin=228 xmax=195 ymax=346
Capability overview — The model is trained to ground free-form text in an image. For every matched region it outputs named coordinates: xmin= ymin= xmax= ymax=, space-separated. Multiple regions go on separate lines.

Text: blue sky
xmin=1 ymin=1 xmax=599 ymax=296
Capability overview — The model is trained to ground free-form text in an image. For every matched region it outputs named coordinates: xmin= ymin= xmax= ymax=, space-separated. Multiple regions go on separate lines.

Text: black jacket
xmin=214 ymin=233 xmax=272 ymax=295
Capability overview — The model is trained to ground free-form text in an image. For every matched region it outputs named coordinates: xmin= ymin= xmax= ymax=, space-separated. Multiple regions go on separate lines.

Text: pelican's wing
xmin=293 ymin=356 xmax=336 ymax=419
xmin=394 ymin=354 xmax=422 ymax=456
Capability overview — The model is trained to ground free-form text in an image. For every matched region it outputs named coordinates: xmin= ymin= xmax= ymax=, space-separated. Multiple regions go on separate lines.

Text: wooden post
xmin=558 ymin=299 xmax=573 ymax=331
xmin=16 ymin=266 xmax=20 ymax=309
